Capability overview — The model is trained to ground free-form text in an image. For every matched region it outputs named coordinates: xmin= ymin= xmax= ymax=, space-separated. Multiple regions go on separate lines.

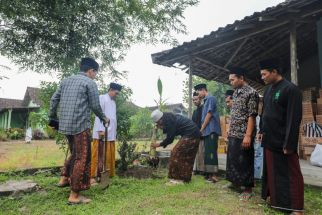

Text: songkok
xmin=194 ymin=84 xmax=207 ymax=91
xmin=228 ymin=66 xmax=247 ymax=76
xmin=225 ymin=90 xmax=234 ymax=97
xmin=259 ymin=58 xmax=280 ymax=70
xmin=110 ymin=82 xmax=122 ymax=91
xmin=80 ymin=57 xmax=99 ymax=71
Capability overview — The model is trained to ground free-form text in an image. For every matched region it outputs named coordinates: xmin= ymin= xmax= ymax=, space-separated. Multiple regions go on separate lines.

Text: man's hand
xmin=242 ymin=134 xmax=252 ymax=149
xmin=151 ymin=143 xmax=160 ymax=148
xmin=283 ymin=148 xmax=293 ymax=155
xmin=256 ymin=133 xmax=263 ymax=142
xmin=200 ymin=125 xmax=205 ymax=133
xmin=103 ymin=117 xmax=110 ymax=127
xmin=99 ymin=131 xmax=105 ymax=138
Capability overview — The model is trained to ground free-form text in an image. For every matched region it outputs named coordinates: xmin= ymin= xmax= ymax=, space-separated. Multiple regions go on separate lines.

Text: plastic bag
xmin=310 ymin=144 xmax=322 ymax=167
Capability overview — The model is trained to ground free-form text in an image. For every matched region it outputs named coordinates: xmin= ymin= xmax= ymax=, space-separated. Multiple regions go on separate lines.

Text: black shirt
xmin=261 ymin=79 xmax=302 ymax=152
xmin=192 ymin=105 xmax=203 ymax=129
xmin=160 ymin=113 xmax=202 ymax=148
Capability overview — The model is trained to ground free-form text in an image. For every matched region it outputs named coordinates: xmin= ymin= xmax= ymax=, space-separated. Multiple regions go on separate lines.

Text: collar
xmin=236 ymin=84 xmax=249 ymax=95
xmin=204 ymin=94 xmax=212 ymax=100
xmin=272 ymin=78 xmax=284 ymax=87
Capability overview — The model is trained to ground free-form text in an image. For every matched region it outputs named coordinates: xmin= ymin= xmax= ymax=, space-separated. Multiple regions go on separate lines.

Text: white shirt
xmin=92 ymin=94 xmax=117 ymax=141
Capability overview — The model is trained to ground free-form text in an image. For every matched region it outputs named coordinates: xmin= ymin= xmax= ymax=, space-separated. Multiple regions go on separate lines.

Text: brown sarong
xmin=61 ymin=129 xmax=91 ymax=192
xmin=168 ymin=137 xmax=200 ymax=182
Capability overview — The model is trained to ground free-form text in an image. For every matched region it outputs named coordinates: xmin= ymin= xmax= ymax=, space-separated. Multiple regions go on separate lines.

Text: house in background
xmin=0 ymin=87 xmax=42 ymax=129
xmin=148 ymin=103 xmax=188 ymax=116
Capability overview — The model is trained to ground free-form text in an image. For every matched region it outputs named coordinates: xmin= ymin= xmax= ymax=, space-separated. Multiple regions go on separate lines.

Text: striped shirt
xmin=49 ymin=72 xmax=106 ymax=135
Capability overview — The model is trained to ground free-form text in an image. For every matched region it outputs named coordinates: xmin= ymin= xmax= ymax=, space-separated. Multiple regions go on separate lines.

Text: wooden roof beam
xmin=224 ymin=37 xmax=249 ymax=68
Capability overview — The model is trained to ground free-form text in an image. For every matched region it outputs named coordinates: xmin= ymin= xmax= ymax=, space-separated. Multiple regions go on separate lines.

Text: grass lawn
xmin=1 ymin=170 xmax=322 ymax=215
xmin=0 ymin=139 xmax=155 ymax=171
xmin=0 ymin=140 xmax=65 ymax=171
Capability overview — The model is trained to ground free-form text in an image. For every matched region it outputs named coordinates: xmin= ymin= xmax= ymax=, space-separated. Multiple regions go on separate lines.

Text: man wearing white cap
xmin=151 ymin=110 xmax=201 ymax=184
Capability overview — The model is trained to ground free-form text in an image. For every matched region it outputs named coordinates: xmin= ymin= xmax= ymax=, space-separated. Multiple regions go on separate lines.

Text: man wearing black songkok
xmin=226 ymin=66 xmax=259 ymax=200
xmin=259 ymin=58 xmax=304 ymax=215
xmin=225 ymin=90 xmax=234 ymax=109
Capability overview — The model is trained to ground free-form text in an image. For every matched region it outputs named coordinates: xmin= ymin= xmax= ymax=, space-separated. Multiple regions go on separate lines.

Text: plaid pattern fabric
xmin=49 ymin=73 xmax=105 ymax=135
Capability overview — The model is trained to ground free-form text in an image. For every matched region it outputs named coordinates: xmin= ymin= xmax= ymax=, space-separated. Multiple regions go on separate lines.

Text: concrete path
xmin=218 ymin=154 xmax=322 ymax=187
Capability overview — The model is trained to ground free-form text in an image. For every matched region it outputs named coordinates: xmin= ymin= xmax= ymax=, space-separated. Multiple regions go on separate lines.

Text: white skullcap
xmin=151 ymin=109 xmax=163 ymax=123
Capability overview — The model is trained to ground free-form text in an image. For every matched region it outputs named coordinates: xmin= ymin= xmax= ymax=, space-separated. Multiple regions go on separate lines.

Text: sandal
xmin=211 ymin=176 xmax=219 ymax=183
xmin=239 ymin=192 xmax=254 ymax=201
xmin=166 ymin=179 xmax=184 ymax=186
xmin=67 ymin=196 xmax=91 ymax=205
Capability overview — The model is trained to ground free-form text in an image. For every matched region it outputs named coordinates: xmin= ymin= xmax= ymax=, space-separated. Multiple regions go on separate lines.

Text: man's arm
xmin=243 ymin=116 xmax=256 ymax=148
xmin=201 ymin=97 xmax=217 ymax=132
xmin=243 ymin=91 xmax=259 ymax=148
xmin=283 ymin=86 xmax=302 ymax=153
xmin=201 ymin=112 xmax=212 ymax=132
xmin=49 ymin=83 xmax=63 ymax=119
xmin=87 ymin=82 xmax=107 ymax=123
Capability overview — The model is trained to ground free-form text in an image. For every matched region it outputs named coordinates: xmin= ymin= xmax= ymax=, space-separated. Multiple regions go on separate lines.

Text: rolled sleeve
xmin=206 ymin=97 xmax=217 ymax=116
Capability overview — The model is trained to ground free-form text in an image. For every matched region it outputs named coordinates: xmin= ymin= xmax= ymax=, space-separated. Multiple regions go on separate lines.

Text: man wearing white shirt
xmin=90 ymin=82 xmax=122 ymax=183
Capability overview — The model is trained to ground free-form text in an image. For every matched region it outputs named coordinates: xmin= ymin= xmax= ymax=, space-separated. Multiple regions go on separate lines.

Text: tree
xmin=183 ymin=76 xmax=231 ymax=116
xmin=130 ymin=108 xmax=153 ymax=139
xmin=0 ymin=0 xmax=198 ymax=76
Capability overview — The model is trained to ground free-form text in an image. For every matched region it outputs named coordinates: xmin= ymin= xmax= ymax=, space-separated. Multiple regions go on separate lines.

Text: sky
xmin=0 ymin=0 xmax=284 ymax=107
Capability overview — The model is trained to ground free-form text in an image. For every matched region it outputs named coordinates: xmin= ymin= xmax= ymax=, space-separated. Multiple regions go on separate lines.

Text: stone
xmin=0 ymin=180 xmax=39 ymax=197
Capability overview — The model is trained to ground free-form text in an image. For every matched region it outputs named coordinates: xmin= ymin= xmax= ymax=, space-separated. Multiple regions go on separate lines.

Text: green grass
xmin=0 ymin=140 xmax=65 ymax=171
xmin=0 ymin=140 xmax=151 ymax=171
xmin=1 ymin=171 xmax=321 ymax=215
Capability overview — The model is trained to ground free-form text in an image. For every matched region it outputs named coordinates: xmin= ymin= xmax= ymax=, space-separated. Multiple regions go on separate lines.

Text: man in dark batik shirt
xmin=259 ymin=58 xmax=303 ymax=215
xmin=227 ymin=67 xmax=259 ymax=200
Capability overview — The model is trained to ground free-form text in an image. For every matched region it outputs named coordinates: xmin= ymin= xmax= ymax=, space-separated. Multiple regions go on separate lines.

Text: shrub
xmin=33 ymin=129 xmax=44 ymax=140
xmin=45 ymin=126 xmax=56 ymax=139
xmin=117 ymin=141 xmax=139 ymax=173
xmin=0 ymin=129 xmax=8 ymax=141
xmin=5 ymin=128 xmax=24 ymax=140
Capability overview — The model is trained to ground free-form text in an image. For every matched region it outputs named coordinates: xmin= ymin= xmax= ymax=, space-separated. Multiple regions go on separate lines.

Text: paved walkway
xmin=218 ymin=154 xmax=322 ymax=187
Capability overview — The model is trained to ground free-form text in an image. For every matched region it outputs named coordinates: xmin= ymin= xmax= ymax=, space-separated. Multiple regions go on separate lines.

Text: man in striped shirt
xmin=49 ymin=57 xmax=109 ymax=205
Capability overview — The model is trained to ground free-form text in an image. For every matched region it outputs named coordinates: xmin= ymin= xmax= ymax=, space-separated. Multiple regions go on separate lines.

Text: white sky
xmin=0 ymin=0 xmax=284 ymax=107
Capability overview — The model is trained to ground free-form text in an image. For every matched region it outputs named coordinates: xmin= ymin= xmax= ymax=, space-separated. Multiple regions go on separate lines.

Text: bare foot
xmin=290 ymin=212 xmax=303 ymax=215
xmin=211 ymin=175 xmax=219 ymax=183
xmin=90 ymin=178 xmax=98 ymax=185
